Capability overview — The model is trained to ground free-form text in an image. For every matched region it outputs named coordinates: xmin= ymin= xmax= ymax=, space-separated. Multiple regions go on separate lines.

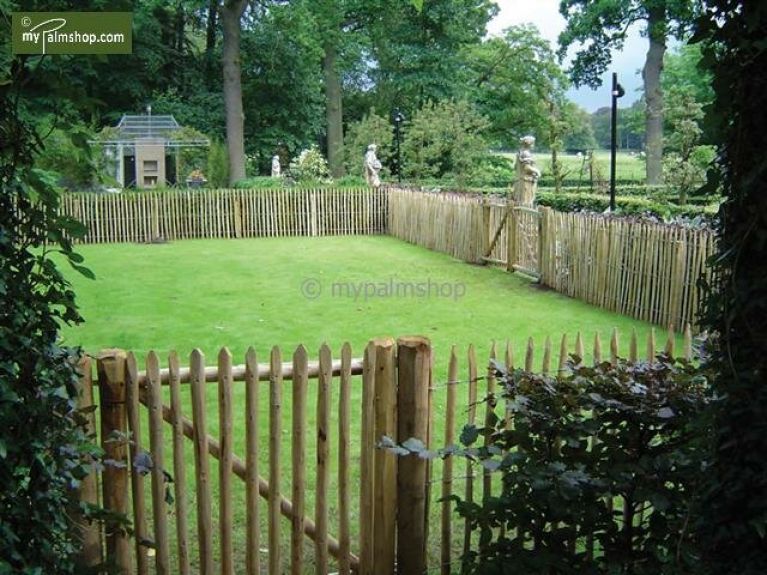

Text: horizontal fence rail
xmin=78 ymin=326 xmax=695 ymax=574
xmin=61 ymin=187 xmax=388 ymax=243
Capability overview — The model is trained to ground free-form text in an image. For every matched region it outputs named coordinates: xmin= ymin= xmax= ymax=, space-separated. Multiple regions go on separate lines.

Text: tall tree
xmin=463 ymin=24 xmax=567 ymax=148
xmin=240 ymin=3 xmax=324 ymax=166
xmin=696 ymin=2 xmax=767 ymax=572
xmin=558 ymin=0 xmax=697 ymax=185
xmin=220 ymin=0 xmax=248 ymax=184
xmin=306 ymin=0 xmax=350 ymax=178
xmin=365 ymin=0 xmax=496 ymax=112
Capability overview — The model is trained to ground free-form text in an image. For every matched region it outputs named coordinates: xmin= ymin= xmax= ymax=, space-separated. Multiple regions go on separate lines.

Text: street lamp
xmin=393 ymin=108 xmax=405 ymax=183
xmin=610 ymin=72 xmax=625 ymax=212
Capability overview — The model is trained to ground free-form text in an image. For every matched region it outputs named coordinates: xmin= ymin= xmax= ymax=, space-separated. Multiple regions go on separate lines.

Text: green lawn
xmin=63 ymin=234 xmax=659 ymax=363
xmin=63 ymin=235 xmax=668 ymax=573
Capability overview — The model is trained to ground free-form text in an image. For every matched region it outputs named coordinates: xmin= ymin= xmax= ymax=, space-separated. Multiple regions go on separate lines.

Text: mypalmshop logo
xmin=12 ymin=12 xmax=132 ymax=55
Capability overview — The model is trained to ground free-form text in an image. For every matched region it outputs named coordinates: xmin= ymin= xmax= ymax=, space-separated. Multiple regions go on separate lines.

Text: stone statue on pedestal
xmin=364 ymin=144 xmax=383 ymax=188
xmin=513 ymin=135 xmax=541 ymax=206
xmin=271 ymin=155 xmax=281 ymax=178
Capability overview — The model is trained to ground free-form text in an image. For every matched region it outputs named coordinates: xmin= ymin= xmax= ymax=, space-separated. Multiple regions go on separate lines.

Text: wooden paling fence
xmin=538 ymin=210 xmax=716 ymax=333
xmin=386 ymin=188 xmax=486 ymax=263
xmin=61 ymin=187 xmax=387 ymax=244
xmin=61 ymin=186 xmax=714 ymax=330
xmin=388 ymin=188 xmax=715 ymax=331
xmin=77 ymin=326 xmax=694 ymax=575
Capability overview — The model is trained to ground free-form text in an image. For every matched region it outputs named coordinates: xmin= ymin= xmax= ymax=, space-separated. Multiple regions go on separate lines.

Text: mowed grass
xmin=62 ymin=235 xmax=668 ymax=573
xmin=62 ymin=234 xmax=658 ymax=362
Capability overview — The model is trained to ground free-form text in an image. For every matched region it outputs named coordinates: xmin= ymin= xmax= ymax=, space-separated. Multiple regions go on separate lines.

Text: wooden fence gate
xmin=77 ymin=337 xmax=434 ymax=575
xmin=482 ymin=202 xmax=542 ymax=278
xmin=75 ymin=326 xmax=694 ymax=574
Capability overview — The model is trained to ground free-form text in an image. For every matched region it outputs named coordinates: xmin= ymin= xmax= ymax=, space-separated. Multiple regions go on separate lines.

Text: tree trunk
xmin=221 ymin=0 xmax=247 ymax=185
xmin=205 ymin=0 xmax=218 ymax=84
xmin=324 ymin=43 xmax=345 ymax=178
xmin=206 ymin=0 xmax=218 ymax=52
xmin=643 ymin=7 xmax=666 ymax=186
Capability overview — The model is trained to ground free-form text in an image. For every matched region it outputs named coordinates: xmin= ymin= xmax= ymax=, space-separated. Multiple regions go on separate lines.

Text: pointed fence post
xmin=96 ymin=349 xmax=131 ymax=574
xmin=396 ymin=336 xmax=432 ymax=575
xmin=372 ymin=338 xmax=397 ymax=575
xmin=75 ymin=355 xmax=103 ymax=569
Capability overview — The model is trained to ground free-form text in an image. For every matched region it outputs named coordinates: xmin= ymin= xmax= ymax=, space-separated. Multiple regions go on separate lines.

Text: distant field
xmin=497 ymin=150 xmax=647 ymax=183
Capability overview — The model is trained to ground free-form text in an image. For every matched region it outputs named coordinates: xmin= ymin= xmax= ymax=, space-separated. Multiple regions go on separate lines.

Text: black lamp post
xmin=610 ymin=72 xmax=625 ymax=212
xmin=393 ymin=108 xmax=405 ymax=183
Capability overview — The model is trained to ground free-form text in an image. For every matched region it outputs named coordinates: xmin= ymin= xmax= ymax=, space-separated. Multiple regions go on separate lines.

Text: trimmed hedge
xmin=536 ymin=191 xmax=719 ymax=220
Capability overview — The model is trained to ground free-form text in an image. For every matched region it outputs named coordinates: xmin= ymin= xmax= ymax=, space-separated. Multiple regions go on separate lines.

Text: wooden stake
xmin=147 ymin=351 xmax=170 ymax=575
xmin=244 ymin=348 xmax=260 ymax=575
xmin=97 ymin=349 xmax=132 ymax=574
xmin=169 ymin=352 xmax=190 ymax=575
xmin=217 ymin=348 xmax=234 ymax=575
xmin=291 ymin=346 xmax=308 ymax=575
xmin=396 ymin=336 xmax=432 ymax=575
xmin=190 ymin=350 xmax=214 ymax=575
xmin=315 ymin=344 xmax=332 ymax=575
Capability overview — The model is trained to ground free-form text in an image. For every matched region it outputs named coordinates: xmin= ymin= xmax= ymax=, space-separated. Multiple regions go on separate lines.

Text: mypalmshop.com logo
xmin=12 ymin=12 xmax=132 ymax=55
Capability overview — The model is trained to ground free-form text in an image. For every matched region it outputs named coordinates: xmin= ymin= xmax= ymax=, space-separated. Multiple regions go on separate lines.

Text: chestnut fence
xmin=75 ymin=326 xmax=693 ymax=575
xmin=60 ymin=187 xmax=388 ymax=243
xmin=387 ymin=188 xmax=716 ymax=331
xmin=60 ymin=186 xmax=716 ymax=330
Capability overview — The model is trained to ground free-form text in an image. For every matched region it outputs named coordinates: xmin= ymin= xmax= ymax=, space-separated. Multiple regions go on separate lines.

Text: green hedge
xmin=536 ymin=191 xmax=718 ymax=220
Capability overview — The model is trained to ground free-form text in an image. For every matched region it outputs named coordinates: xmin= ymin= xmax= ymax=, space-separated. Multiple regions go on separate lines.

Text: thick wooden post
xmin=372 ymin=338 xmax=397 ymax=575
xmin=97 ymin=349 xmax=131 ymax=574
xmin=75 ymin=355 xmax=103 ymax=569
xmin=396 ymin=336 xmax=432 ymax=575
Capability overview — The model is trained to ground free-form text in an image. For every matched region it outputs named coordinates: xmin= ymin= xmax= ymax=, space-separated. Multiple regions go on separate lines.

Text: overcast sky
xmin=487 ymin=0 xmax=647 ymax=112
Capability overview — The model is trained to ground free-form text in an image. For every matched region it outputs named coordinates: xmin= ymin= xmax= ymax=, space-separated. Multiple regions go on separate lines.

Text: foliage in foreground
xmin=0 ymin=13 xmax=105 ymax=573
xmin=385 ymin=355 xmax=711 ymax=574
xmin=695 ymin=3 xmax=767 ymax=573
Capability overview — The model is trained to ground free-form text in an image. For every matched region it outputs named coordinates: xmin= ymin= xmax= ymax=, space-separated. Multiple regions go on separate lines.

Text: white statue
xmin=363 ymin=144 xmax=383 ymax=188
xmin=271 ymin=155 xmax=281 ymax=177
xmin=513 ymin=135 xmax=541 ymax=206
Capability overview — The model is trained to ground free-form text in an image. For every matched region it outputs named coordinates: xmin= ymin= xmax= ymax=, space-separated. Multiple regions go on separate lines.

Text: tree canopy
xmin=558 ymin=0 xmax=698 ymax=184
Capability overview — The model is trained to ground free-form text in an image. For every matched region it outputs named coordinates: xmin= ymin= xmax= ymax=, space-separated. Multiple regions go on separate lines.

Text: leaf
xmin=657 ymin=407 xmax=675 ymax=419
xmin=378 ymin=435 xmax=397 ymax=449
xmin=460 ymin=424 xmax=480 ymax=446
xmin=402 ymin=437 xmax=426 ymax=453
xmin=71 ymin=263 xmax=96 ymax=280
xmin=133 ymin=451 xmax=153 ymax=475
xmin=410 ymin=0 xmax=424 ymax=13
